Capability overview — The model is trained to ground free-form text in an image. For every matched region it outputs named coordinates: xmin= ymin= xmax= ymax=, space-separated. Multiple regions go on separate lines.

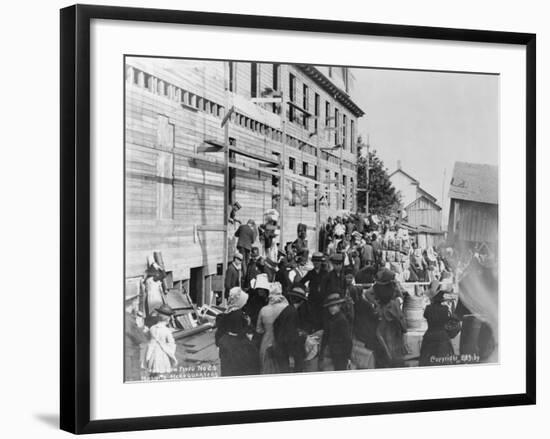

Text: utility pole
xmin=365 ymin=134 xmax=370 ymax=215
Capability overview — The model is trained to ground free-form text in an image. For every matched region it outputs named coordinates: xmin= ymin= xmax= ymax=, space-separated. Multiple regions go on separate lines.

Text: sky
xmin=350 ymin=68 xmax=499 ymax=220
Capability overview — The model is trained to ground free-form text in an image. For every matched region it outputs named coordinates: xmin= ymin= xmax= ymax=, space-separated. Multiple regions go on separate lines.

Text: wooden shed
xmin=447 ymin=162 xmax=498 ymax=246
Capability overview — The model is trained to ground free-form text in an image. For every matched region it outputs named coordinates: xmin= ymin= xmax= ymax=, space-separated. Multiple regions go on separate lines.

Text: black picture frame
xmin=60 ymin=4 xmax=536 ymax=434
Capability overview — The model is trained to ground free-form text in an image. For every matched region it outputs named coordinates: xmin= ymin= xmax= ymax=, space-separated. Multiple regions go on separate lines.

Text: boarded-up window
xmin=156 ymin=152 xmax=173 ymax=220
xmin=156 ymin=114 xmax=174 ymax=149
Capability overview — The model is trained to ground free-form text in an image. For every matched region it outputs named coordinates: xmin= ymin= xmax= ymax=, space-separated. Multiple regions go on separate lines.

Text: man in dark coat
xmin=299 ymin=252 xmax=328 ymax=331
xmin=124 ymin=294 xmax=148 ymax=381
xmin=224 ymin=252 xmax=243 ymax=300
xmin=320 ymin=293 xmax=353 ymax=371
xmin=235 ymin=219 xmax=257 ymax=275
xmin=272 ymin=286 xmax=308 ymax=372
xmin=355 ymin=265 xmax=376 ymax=285
xmin=321 ymin=253 xmax=346 ymax=299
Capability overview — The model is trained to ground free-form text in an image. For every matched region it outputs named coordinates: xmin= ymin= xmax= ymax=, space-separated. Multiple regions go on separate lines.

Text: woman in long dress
xmin=145 ymin=304 xmax=177 ymax=378
xmin=215 ymin=287 xmax=260 ymax=377
xmin=373 ymin=269 xmax=407 ymax=368
xmin=420 ymin=282 xmax=455 ymax=366
xmin=256 ymin=282 xmax=288 ymax=374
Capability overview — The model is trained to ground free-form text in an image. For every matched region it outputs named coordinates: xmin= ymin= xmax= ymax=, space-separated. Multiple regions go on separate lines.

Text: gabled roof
xmin=389 ymin=168 xmax=419 ymax=184
xmin=404 ymin=194 xmax=442 ymax=211
xmin=390 ymin=168 xmax=438 ymax=203
xmin=449 ymin=161 xmax=498 ymax=205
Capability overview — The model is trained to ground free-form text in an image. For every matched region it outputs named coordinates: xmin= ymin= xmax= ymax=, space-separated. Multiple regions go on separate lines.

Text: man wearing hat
xmin=244 ymin=247 xmax=262 ymax=288
xmin=224 ymin=252 xmax=243 ymax=301
xmin=321 ymin=253 xmax=346 ymax=300
xmin=272 ymin=286 xmax=308 ymax=372
xmin=243 ymin=273 xmax=271 ymax=328
xmin=228 ymin=201 xmax=242 ymax=225
xmin=299 ymin=252 xmax=328 ymax=331
xmin=125 ymin=288 xmax=148 ymax=381
xmin=320 ymin=293 xmax=353 ymax=371
xmin=235 ymin=219 xmax=257 ymax=276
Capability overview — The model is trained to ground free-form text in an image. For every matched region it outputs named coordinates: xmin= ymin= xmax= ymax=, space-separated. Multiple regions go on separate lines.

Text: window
xmin=325 ymin=101 xmax=331 ymax=142
xmin=303 ymin=84 xmax=309 ymax=129
xmin=314 ymin=93 xmax=320 ymax=132
xmin=342 ymin=175 xmax=347 ymax=209
xmin=273 ymin=64 xmax=280 ymax=91
xmin=289 ymin=157 xmax=295 ymax=173
xmin=325 ymin=169 xmax=331 ymax=207
xmin=272 ymin=64 xmax=280 ymax=114
xmin=350 ymin=177 xmax=354 ymax=210
xmin=228 ymin=61 xmax=235 ymax=92
xmin=302 ymin=161 xmax=309 ymax=176
xmin=342 ymin=114 xmax=347 ymax=150
xmin=289 ymin=73 xmax=296 ymax=122
xmin=251 ymin=63 xmax=258 ymax=98
xmin=350 ymin=119 xmax=355 ymax=154
xmin=334 ymin=108 xmax=340 ymax=145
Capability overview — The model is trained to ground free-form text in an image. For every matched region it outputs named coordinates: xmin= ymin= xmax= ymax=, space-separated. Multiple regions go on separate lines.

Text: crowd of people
xmin=217 ymin=211 xmax=467 ymax=377
xmin=124 ymin=209 xmax=497 ymax=380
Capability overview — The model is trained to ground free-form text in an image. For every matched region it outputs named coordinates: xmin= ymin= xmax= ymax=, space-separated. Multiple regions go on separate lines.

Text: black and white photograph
xmin=124 ymin=57 xmax=499 ymax=382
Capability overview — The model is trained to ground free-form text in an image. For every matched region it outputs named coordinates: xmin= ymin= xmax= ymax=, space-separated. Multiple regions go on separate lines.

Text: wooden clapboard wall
xmin=125 ymin=57 xmax=362 ymax=282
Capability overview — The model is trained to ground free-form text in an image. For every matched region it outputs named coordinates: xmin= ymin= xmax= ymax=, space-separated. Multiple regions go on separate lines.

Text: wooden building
xmin=389 ymin=165 xmax=443 ymax=231
xmin=447 ymin=162 xmax=498 ymax=247
xmin=125 ymin=58 xmax=364 ymax=302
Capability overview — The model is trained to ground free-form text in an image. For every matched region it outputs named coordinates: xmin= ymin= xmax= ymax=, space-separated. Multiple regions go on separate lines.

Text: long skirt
xmin=419 ymin=329 xmax=455 ymax=366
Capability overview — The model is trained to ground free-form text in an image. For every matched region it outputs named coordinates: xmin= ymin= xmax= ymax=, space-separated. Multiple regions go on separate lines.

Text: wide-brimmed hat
xmin=251 ymin=273 xmax=270 ymax=291
xmin=233 ymin=251 xmax=243 ymax=261
xmin=288 ymin=286 xmax=307 ymax=302
xmin=311 ymin=252 xmax=325 ymax=262
xmin=375 ymin=268 xmax=396 ymax=285
xmin=227 ymin=287 xmax=249 ymax=310
xmin=155 ymin=304 xmax=175 ymax=316
xmin=323 ymin=293 xmax=346 ymax=307
xmin=329 ymin=253 xmax=344 ymax=264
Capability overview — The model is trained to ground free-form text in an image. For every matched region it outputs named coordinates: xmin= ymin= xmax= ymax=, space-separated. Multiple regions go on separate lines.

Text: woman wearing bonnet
xmin=256 ymin=282 xmax=288 ymax=374
xmin=215 ymin=287 xmax=260 ymax=377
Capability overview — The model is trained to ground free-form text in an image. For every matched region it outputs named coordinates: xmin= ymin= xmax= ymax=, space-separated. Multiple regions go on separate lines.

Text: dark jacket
xmin=125 ymin=312 xmax=148 ymax=381
xmin=300 ymin=268 xmax=328 ymax=330
xmin=215 ymin=310 xmax=259 ymax=376
xmin=419 ymin=303 xmax=454 ymax=366
xmin=355 ymin=266 xmax=375 ymax=285
xmin=273 ymin=304 xmax=306 ymax=372
xmin=235 ymin=224 xmax=256 ymax=251
xmin=321 ymin=270 xmax=346 ymax=299
xmin=224 ymin=263 xmax=241 ymax=298
xmin=321 ymin=311 xmax=353 ymax=370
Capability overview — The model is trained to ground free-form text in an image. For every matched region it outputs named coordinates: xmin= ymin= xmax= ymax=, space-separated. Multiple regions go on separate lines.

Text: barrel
xmin=403 ymin=287 xmax=428 ymax=332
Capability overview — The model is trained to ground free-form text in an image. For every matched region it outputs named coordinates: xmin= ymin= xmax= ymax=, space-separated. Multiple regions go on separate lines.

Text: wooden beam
xmin=228 ymin=145 xmax=280 ymax=166
xmin=196 ymin=225 xmax=227 ymax=232
xmin=221 ymin=105 xmax=235 ymax=127
xmin=251 ymin=97 xmax=283 ymax=104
